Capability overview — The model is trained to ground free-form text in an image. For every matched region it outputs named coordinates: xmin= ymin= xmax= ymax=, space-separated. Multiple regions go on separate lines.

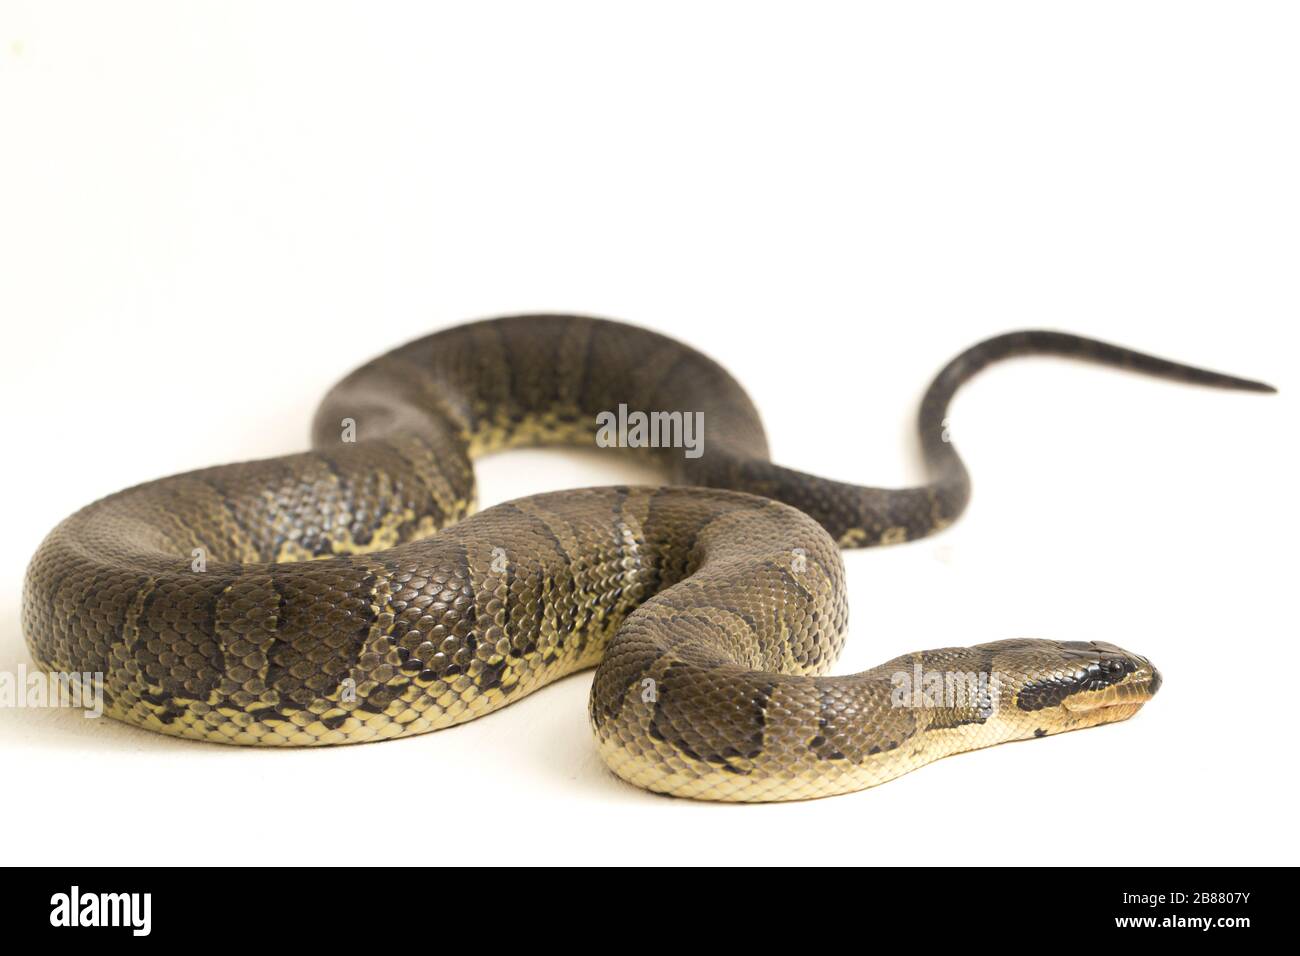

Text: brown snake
xmin=21 ymin=316 xmax=1273 ymax=800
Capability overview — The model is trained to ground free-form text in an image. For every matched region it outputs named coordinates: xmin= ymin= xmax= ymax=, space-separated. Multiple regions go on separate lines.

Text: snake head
xmin=989 ymin=638 xmax=1162 ymax=737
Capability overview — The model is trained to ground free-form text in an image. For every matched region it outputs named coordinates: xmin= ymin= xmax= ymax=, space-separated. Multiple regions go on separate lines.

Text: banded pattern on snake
xmin=21 ymin=316 xmax=1273 ymax=801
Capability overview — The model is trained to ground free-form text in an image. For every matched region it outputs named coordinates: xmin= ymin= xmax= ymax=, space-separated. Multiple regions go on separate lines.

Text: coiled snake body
xmin=22 ymin=317 xmax=1273 ymax=801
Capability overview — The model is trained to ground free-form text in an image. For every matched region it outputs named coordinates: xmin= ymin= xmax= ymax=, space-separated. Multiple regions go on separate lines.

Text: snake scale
xmin=22 ymin=316 xmax=1274 ymax=801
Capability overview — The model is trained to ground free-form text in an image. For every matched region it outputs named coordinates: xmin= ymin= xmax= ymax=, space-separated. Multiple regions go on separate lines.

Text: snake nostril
xmin=1147 ymin=666 xmax=1163 ymax=697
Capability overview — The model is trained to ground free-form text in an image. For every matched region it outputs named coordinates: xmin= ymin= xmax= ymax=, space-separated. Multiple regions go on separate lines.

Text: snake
xmin=21 ymin=316 xmax=1274 ymax=801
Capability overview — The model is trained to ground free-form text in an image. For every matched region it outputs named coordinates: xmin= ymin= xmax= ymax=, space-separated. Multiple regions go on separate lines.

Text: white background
xmin=1 ymin=1 xmax=1295 ymax=866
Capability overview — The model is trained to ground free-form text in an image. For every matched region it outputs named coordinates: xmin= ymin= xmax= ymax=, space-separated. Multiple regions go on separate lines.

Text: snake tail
xmin=701 ymin=328 xmax=1277 ymax=550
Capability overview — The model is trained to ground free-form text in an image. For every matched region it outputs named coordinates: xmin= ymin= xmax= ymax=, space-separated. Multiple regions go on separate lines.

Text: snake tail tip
xmin=1238 ymin=378 xmax=1278 ymax=394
